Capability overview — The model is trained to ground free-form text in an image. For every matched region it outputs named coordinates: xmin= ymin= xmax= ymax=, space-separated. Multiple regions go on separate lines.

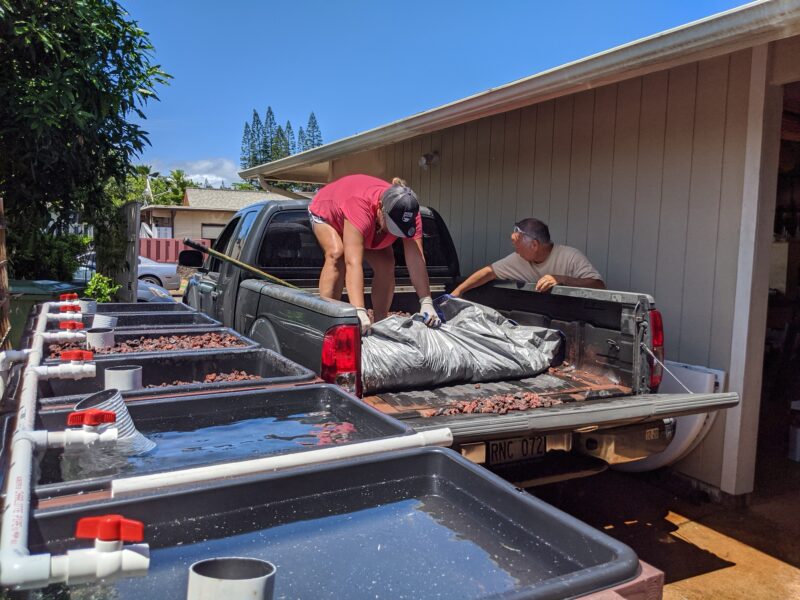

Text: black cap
xmin=381 ymin=185 xmax=419 ymax=238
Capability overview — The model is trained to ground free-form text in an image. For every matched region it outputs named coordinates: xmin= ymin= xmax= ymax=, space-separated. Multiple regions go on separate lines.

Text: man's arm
xmin=535 ymin=274 xmax=605 ymax=292
xmin=451 ymin=266 xmax=497 ymax=297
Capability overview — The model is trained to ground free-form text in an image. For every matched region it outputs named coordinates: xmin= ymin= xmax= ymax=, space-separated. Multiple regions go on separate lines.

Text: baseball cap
xmin=381 ymin=184 xmax=419 ymax=238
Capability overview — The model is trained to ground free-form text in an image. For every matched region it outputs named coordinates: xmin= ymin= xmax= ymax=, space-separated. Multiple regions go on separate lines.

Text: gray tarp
xmin=361 ymin=297 xmax=563 ymax=394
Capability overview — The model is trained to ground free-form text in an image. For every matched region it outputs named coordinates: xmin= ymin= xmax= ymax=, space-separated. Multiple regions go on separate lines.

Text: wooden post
xmin=0 ymin=197 xmax=11 ymax=349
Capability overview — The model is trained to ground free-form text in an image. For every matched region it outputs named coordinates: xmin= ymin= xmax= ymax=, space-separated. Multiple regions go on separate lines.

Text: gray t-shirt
xmin=491 ymin=245 xmax=603 ymax=284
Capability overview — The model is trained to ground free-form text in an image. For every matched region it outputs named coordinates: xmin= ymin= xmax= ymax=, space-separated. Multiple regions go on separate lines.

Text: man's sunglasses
xmin=513 ymin=225 xmax=536 ymax=241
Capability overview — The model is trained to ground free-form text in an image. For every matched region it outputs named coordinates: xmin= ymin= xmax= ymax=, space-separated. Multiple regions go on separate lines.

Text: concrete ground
xmin=536 ymin=349 xmax=800 ymax=599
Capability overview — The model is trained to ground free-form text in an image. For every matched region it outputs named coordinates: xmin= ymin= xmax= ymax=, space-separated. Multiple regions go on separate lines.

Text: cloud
xmin=147 ymin=157 xmax=242 ymax=186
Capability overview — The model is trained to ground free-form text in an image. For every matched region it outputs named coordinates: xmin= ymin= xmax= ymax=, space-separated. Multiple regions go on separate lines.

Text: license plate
xmin=487 ymin=436 xmax=546 ymax=465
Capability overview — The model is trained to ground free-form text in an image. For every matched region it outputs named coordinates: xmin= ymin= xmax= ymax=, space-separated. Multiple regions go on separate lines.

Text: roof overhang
xmin=141 ymin=205 xmax=238 ymax=212
xmin=240 ymin=0 xmax=800 ymax=184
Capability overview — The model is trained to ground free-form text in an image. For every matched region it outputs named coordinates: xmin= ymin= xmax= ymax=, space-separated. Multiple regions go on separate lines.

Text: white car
xmin=73 ymin=253 xmax=181 ymax=290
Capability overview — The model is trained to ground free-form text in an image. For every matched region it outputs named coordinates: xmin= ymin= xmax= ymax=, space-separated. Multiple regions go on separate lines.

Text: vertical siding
xmin=375 ymin=50 xmax=752 ymax=373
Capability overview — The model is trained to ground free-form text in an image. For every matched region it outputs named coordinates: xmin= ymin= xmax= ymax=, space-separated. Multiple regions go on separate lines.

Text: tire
xmin=139 ymin=275 xmax=163 ymax=287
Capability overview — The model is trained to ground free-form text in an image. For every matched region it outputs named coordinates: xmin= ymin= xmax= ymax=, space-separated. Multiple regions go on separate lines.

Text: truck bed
xmin=364 ymin=365 xmax=632 ymax=420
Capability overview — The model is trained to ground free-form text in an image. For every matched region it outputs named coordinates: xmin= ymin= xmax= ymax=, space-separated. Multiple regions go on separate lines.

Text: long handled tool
xmin=183 ymin=238 xmax=299 ymax=289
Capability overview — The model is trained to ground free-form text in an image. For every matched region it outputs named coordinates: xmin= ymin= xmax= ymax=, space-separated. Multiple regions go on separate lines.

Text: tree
xmin=262 ymin=106 xmax=277 ymax=164
xmin=240 ymin=122 xmax=252 ymax=169
xmin=271 ymin=125 xmax=290 ymax=161
xmin=297 ymin=126 xmax=307 ymax=152
xmin=285 ymin=121 xmax=297 ymax=155
xmin=250 ymin=109 xmax=263 ymax=165
xmin=0 ymin=0 xmax=170 ymax=279
xmin=165 ymin=169 xmax=192 ymax=205
xmin=306 ymin=112 xmax=323 ymax=148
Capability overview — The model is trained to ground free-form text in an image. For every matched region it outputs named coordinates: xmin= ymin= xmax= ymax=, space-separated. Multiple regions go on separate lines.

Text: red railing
xmin=138 ymin=238 xmax=210 ymax=263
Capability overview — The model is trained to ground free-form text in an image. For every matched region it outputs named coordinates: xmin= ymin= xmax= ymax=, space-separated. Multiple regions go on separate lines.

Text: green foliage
xmin=232 ymin=182 xmax=258 ymax=190
xmin=0 ymin=0 xmax=170 ymax=278
xmin=250 ymin=110 xmax=263 ymax=165
xmin=305 ymin=112 xmax=323 ymax=148
xmin=84 ymin=272 xmax=121 ymax=303
xmin=240 ymin=122 xmax=252 ymax=169
xmin=297 ymin=126 xmax=307 ymax=153
xmin=285 ymin=121 xmax=296 ymax=155
xmin=272 ymin=125 xmax=290 ymax=161
xmin=262 ymin=107 xmax=276 ymax=164
xmin=6 ymin=229 xmax=90 ymax=281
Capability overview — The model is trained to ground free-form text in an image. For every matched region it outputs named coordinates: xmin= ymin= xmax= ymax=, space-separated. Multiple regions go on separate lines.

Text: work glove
xmin=418 ymin=296 xmax=442 ymax=328
xmin=355 ymin=307 xmax=372 ymax=335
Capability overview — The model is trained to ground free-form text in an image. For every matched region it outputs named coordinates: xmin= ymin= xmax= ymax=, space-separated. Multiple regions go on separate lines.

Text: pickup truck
xmin=181 ymin=199 xmax=738 ymax=485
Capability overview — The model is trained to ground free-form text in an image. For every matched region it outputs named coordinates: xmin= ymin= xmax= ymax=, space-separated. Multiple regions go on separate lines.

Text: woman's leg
xmin=364 ymin=246 xmax=395 ymax=321
xmin=311 ymin=221 xmax=345 ymax=300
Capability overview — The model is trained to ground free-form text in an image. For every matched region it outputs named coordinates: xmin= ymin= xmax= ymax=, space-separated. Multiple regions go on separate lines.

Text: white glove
xmin=355 ymin=307 xmax=372 ymax=334
xmin=418 ymin=296 xmax=441 ymax=328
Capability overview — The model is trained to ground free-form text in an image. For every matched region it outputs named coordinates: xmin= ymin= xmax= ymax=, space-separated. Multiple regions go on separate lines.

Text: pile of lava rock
xmin=146 ymin=370 xmax=263 ymax=387
xmin=435 ymin=392 xmax=563 ymax=416
xmin=50 ymin=332 xmax=245 ymax=358
xmin=310 ymin=421 xmax=356 ymax=445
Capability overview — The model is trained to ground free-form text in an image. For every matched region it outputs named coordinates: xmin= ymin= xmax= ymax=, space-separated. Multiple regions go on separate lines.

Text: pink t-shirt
xmin=309 ymin=174 xmax=423 ymax=250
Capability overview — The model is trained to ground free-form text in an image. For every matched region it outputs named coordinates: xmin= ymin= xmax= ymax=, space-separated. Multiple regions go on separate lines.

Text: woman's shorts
xmin=308 ymin=209 xmax=327 ymax=229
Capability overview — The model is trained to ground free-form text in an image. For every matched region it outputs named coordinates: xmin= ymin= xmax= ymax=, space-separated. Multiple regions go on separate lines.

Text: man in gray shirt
xmin=451 ymin=218 xmax=605 ymax=297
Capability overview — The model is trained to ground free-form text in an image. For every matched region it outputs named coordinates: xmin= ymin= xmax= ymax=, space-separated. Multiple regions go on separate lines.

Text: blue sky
xmin=126 ymin=0 xmax=751 ymax=186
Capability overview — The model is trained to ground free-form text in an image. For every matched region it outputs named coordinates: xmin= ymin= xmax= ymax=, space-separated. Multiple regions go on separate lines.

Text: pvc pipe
xmin=113 ymin=428 xmax=453 ymax=497
xmin=41 ymin=331 xmax=86 ymax=343
xmin=104 ymin=365 xmax=143 ymax=391
xmin=46 ymin=312 xmax=83 ymax=322
xmin=34 ymin=363 xmax=96 ymax=381
xmin=92 ymin=313 xmax=118 ymax=328
xmin=15 ymin=427 xmax=118 ymax=449
xmin=48 ymin=542 xmax=150 ymax=588
xmin=78 ymin=298 xmax=98 ymax=314
xmin=187 ymin=558 xmax=275 ymax=600
xmin=0 ymin=350 xmax=30 ymax=371
xmin=86 ymin=328 xmax=115 ymax=350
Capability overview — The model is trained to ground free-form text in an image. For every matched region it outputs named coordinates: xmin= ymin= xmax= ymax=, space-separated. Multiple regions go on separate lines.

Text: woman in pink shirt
xmin=308 ymin=174 xmax=438 ymax=333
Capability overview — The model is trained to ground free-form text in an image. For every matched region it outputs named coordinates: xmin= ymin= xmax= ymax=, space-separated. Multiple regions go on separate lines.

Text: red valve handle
xmin=67 ymin=409 xmax=116 ymax=427
xmin=59 ymin=293 xmax=79 ymax=301
xmin=75 ymin=514 xmax=144 ymax=542
xmin=59 ymin=304 xmax=80 ymax=313
xmin=59 ymin=320 xmax=85 ymax=330
xmin=60 ymin=350 xmax=94 ymax=362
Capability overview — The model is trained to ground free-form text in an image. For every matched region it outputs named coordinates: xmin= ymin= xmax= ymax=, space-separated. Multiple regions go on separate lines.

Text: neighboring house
xmin=140 ymin=186 xmax=306 ymax=242
xmin=239 ymin=1 xmax=800 ymax=501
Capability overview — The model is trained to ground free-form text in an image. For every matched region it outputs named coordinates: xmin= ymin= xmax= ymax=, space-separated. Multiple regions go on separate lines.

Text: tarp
xmin=361 ymin=297 xmax=563 ymax=394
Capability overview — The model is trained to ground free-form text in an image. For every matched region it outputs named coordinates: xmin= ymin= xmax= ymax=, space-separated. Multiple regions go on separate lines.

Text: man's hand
xmin=450 ymin=289 xmax=462 ymax=298
xmin=355 ymin=307 xmax=372 ymax=334
xmin=535 ymin=274 xmax=560 ymax=293
xmin=419 ymin=296 xmax=441 ymax=328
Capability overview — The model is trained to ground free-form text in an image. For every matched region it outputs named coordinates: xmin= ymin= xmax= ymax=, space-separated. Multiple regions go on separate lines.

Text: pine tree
xmin=297 ymin=126 xmax=307 ymax=152
xmin=306 ymin=112 xmax=323 ymax=148
xmin=285 ymin=121 xmax=296 ymax=155
xmin=250 ymin=109 xmax=263 ymax=165
xmin=262 ymin=107 xmax=277 ymax=163
xmin=271 ymin=125 xmax=290 ymax=161
xmin=240 ymin=122 xmax=252 ymax=169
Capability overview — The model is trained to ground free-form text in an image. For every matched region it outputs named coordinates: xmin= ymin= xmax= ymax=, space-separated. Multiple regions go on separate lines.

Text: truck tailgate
xmin=365 ymin=373 xmax=738 ymax=442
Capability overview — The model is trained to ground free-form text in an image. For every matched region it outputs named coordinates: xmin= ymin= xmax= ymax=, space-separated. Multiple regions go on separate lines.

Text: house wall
xmin=173 ymin=210 xmax=235 ymax=240
xmin=332 ymin=48 xmax=760 ymax=490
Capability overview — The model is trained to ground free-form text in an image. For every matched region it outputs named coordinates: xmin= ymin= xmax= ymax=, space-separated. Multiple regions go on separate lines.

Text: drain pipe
xmin=113 ymin=427 xmax=453 ymax=497
xmin=0 ymin=302 xmax=149 ymax=589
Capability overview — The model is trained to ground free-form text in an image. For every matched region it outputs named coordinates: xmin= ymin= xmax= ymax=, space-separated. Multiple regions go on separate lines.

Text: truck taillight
xmin=648 ymin=309 xmax=664 ymax=391
xmin=321 ymin=324 xmax=362 ymax=397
